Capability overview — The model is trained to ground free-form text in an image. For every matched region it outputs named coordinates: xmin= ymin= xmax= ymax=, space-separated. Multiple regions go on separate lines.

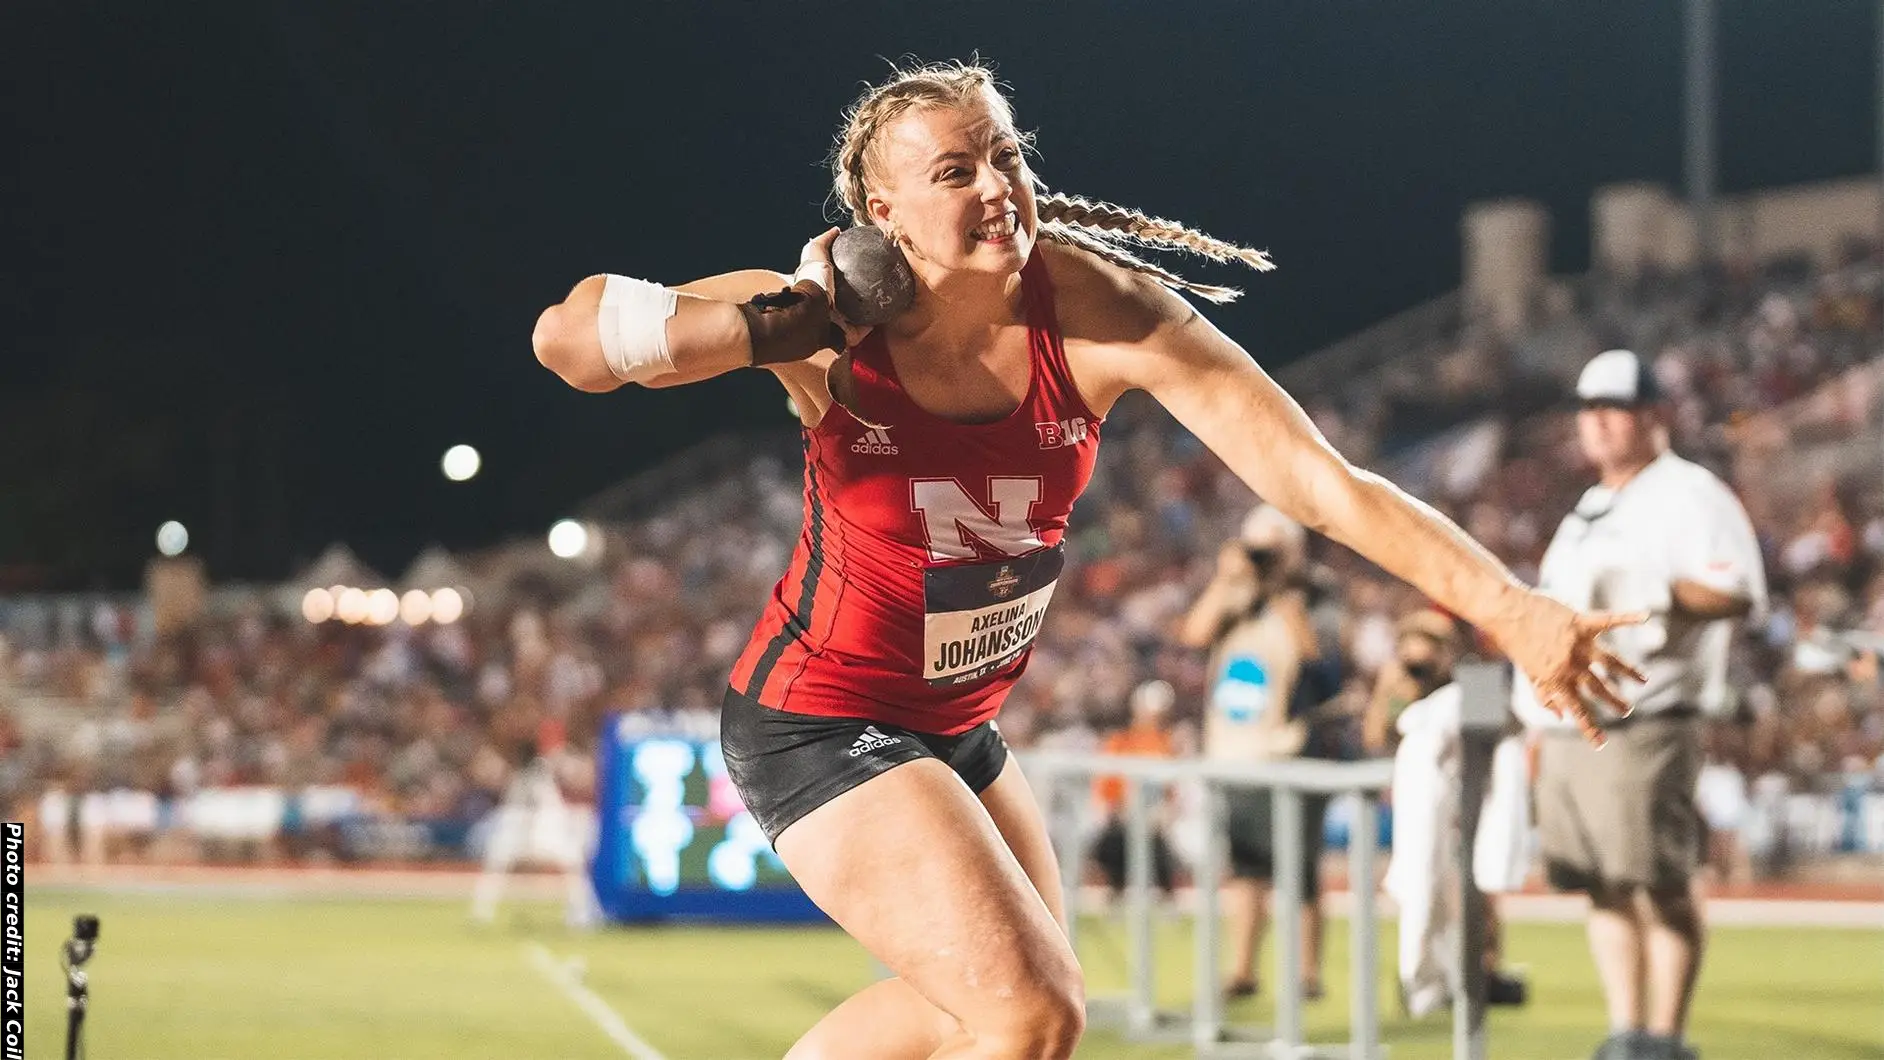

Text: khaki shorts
xmin=1536 ymin=713 xmax=1702 ymax=894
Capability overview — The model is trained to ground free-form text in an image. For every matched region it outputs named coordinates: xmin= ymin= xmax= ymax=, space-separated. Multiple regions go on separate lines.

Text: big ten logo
xmin=1034 ymin=417 xmax=1088 ymax=450
xmin=911 ymin=477 xmax=1047 ymax=561
xmin=700 ymin=741 xmax=783 ymax=890
xmin=628 ymin=739 xmax=696 ymax=896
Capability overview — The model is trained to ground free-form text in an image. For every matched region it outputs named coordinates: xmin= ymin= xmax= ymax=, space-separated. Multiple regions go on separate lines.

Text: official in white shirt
xmin=1514 ymin=350 xmax=1768 ymax=1060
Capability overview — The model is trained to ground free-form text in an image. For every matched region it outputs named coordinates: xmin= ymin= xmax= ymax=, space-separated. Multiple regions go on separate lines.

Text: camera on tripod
xmin=60 ymin=914 xmax=100 ymax=1060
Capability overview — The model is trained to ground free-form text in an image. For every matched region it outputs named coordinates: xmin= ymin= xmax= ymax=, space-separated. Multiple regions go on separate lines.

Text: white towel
xmin=1384 ymin=685 xmax=1532 ymax=1016
xmin=1473 ymin=736 xmax=1532 ymax=893
xmin=1384 ymin=713 xmax=1452 ymax=1016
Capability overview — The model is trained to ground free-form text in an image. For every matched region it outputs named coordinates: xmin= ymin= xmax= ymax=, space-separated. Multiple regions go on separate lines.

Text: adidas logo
xmin=850 ymin=427 xmax=899 ymax=456
xmin=846 ymin=725 xmax=902 ymax=757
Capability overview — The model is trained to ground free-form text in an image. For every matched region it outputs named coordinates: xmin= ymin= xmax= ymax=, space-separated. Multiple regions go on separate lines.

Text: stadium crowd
xmin=3 ymin=239 xmax=1881 ymax=877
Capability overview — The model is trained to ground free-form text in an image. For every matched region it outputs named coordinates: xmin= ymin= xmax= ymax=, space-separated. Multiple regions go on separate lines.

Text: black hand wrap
xmin=739 ymin=280 xmax=847 ymax=366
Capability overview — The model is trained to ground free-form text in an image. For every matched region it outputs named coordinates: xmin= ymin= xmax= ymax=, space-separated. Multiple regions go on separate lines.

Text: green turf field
xmin=20 ymin=890 xmax=1884 ymax=1059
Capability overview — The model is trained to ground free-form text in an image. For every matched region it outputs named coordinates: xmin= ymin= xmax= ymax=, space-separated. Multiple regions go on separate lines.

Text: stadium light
xmin=155 ymin=521 xmax=189 ymax=557
xmin=441 ymin=444 xmax=481 ymax=482
xmin=430 ymin=588 xmax=465 ymax=624
xmin=399 ymin=589 xmax=433 ymax=626
xmin=302 ymin=588 xmax=335 ymax=624
xmin=336 ymin=587 xmax=369 ymax=624
xmin=366 ymin=588 xmax=400 ymax=626
xmin=548 ymin=519 xmax=589 ymax=559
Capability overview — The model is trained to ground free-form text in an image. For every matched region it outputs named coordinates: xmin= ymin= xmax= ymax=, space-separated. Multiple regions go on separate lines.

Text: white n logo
xmin=911 ymin=477 xmax=1046 ymax=561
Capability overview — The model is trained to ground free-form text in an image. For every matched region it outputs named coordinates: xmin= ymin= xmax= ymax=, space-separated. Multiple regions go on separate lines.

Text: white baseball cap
xmin=1576 ymin=349 xmax=1662 ymax=407
xmin=1129 ymin=679 xmax=1175 ymax=716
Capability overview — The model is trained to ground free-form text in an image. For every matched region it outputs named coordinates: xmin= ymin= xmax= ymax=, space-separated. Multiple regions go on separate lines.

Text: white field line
xmin=524 ymin=941 xmax=669 ymax=1060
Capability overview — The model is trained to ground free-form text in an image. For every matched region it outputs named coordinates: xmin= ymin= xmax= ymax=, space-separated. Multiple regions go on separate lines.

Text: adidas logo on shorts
xmin=850 ymin=427 xmax=898 ymax=456
xmin=847 ymin=725 xmax=902 ymax=757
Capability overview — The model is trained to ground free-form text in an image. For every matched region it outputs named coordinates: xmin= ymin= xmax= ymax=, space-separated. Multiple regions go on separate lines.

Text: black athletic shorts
xmin=720 ymin=686 xmax=1010 ymax=845
xmin=1225 ymin=786 xmax=1328 ymax=896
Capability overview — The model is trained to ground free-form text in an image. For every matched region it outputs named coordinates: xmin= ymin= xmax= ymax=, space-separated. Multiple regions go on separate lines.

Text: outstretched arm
xmin=532 ymin=229 xmax=852 ymax=396
xmin=532 ymin=269 xmax=789 ymax=392
xmin=1062 ymin=256 xmax=1644 ymax=743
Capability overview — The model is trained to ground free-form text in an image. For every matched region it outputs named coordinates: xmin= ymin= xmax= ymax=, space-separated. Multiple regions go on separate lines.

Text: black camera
xmin=1244 ymin=546 xmax=1280 ymax=578
xmin=64 ymin=915 xmax=98 ymax=970
xmin=61 ymin=914 xmax=101 ymax=1060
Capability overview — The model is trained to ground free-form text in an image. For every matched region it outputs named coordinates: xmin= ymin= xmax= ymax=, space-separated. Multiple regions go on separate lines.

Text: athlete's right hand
xmin=796 ymin=228 xmax=873 ymax=350
xmin=1492 ymin=592 xmax=1647 ymax=748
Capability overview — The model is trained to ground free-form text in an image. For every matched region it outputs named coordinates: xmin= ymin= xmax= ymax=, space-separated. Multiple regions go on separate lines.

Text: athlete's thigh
xmin=975 ymin=755 xmax=1069 ymax=929
xmin=774 ymin=758 xmax=1079 ymax=1021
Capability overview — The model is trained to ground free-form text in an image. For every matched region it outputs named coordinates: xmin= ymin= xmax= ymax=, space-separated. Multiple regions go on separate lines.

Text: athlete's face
xmin=866 ymin=97 xmax=1037 ymax=278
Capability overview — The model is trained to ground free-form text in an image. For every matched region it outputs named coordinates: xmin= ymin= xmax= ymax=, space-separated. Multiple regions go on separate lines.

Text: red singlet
xmin=728 ymin=252 xmax=1103 ymax=735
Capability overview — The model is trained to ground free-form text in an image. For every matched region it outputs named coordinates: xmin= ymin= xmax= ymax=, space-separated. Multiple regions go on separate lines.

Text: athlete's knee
xmin=970 ymin=967 xmax=1086 ymax=1059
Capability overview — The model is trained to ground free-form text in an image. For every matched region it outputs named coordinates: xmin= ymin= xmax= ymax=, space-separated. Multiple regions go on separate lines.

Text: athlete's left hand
xmin=1491 ymin=591 xmax=1647 ymax=747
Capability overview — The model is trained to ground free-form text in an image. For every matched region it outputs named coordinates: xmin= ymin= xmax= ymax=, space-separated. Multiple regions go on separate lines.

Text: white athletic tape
xmin=596 ymin=275 xmax=678 ymax=383
xmin=792 ymin=259 xmax=834 ymax=297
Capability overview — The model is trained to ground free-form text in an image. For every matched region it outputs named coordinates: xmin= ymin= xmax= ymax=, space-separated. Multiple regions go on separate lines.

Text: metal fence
xmin=1023 ymin=751 xmax=1395 ymax=1059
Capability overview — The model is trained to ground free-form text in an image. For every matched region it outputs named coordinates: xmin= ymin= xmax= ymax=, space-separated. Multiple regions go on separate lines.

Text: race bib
xmin=922 ymin=544 xmax=1063 ymax=686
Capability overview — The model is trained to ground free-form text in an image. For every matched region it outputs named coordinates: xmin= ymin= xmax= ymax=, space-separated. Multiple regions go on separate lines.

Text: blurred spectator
xmin=1088 ymin=679 xmax=1180 ymax=898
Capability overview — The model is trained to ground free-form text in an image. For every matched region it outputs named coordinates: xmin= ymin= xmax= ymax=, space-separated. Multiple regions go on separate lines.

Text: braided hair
xmin=830 ymin=59 xmax=1273 ymax=304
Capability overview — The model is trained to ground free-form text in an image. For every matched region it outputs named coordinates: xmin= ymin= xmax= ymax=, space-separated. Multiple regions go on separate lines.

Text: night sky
xmin=3 ymin=2 xmax=1878 ymax=590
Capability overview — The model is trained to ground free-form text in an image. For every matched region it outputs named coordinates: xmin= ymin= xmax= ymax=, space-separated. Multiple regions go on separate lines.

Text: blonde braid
xmin=1036 ymin=193 xmax=1274 ymax=304
xmin=1039 ymin=224 xmax=1244 ymax=304
xmin=829 ymin=60 xmax=1275 ymax=303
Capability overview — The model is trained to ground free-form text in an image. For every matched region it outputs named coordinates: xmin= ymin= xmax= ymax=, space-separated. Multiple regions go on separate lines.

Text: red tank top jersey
xmin=728 ymin=252 xmax=1102 ymax=735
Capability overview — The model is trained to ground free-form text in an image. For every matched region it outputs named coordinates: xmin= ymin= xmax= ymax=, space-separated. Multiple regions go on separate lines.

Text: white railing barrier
xmin=1021 ymin=751 xmax=1395 ymax=1059
xmin=1450 ymin=662 xmax=1510 ymax=1060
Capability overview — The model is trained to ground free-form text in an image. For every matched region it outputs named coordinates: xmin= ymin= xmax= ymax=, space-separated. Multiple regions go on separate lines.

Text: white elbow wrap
xmin=596 ymin=275 xmax=679 ymax=383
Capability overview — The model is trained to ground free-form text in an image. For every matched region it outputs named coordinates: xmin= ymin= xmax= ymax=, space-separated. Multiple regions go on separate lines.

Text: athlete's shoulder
xmin=1035 ymin=240 xmax=1196 ymax=346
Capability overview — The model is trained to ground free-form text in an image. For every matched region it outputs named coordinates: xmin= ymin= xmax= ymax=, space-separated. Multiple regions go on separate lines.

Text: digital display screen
xmin=591 ymin=715 xmax=825 ymax=923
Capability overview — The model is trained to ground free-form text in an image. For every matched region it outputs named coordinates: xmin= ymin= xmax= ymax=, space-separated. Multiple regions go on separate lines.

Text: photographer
xmin=1177 ymin=505 xmax=1341 ymax=1001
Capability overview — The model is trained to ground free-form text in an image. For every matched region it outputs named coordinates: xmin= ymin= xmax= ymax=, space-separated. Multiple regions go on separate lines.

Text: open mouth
xmin=970 ymin=210 xmax=1020 ymax=244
